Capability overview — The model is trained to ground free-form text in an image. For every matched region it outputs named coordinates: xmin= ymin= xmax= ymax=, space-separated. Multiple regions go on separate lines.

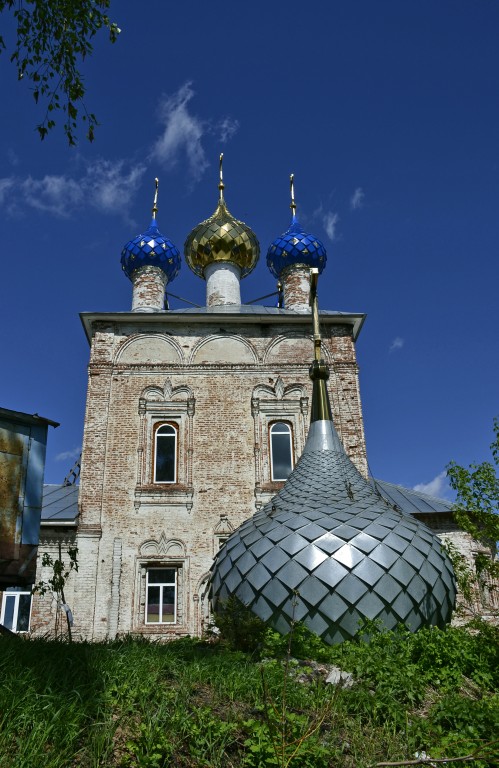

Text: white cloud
xmin=151 ymin=81 xmax=239 ymax=184
xmin=55 ymin=446 xmax=81 ymax=462
xmin=88 ymin=159 xmax=145 ymax=214
xmin=414 ymin=471 xmax=451 ymax=499
xmin=215 ymin=116 xmax=240 ymax=144
xmin=0 ymin=159 xmax=146 ymax=219
xmin=350 ymin=187 xmax=364 ymax=210
xmin=0 ymin=177 xmax=15 ymax=206
xmin=20 ymin=174 xmax=83 ymax=216
xmin=322 ymin=211 xmax=339 ymax=242
xmin=389 ymin=337 xmax=404 ymax=352
xmin=151 ymin=81 xmax=208 ymax=183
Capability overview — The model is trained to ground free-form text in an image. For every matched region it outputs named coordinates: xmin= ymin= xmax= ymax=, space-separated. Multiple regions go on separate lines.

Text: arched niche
xmin=191 ymin=335 xmax=257 ymax=364
xmin=116 ymin=335 xmax=183 ymax=365
xmin=264 ymin=334 xmax=330 ymax=364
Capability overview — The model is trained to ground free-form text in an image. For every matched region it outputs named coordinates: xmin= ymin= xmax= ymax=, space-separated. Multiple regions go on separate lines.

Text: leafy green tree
xmin=447 ymin=417 xmax=499 ymax=609
xmin=0 ymin=0 xmax=120 ymax=144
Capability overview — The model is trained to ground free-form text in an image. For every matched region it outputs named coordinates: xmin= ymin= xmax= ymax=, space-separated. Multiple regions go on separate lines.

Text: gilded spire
xmin=308 ymin=268 xmax=332 ymax=422
xmin=218 ymin=153 xmax=225 ymax=202
xmin=152 ymin=177 xmax=159 ymax=218
xmin=290 ymin=173 xmax=297 ymax=218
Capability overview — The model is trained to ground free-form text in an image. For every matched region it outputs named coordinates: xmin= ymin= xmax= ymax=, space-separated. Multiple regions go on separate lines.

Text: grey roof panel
xmin=371 ymin=479 xmax=454 ymax=514
xmin=41 ymin=485 xmax=79 ymax=523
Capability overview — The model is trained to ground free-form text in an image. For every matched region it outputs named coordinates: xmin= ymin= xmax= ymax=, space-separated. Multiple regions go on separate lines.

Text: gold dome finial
xmin=218 ymin=153 xmax=225 ymax=202
xmin=290 ymin=173 xmax=297 ymax=216
xmin=152 ymin=177 xmax=159 ymax=218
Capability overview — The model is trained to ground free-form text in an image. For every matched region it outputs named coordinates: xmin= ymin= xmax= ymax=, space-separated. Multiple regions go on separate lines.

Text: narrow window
xmin=0 ymin=590 xmax=32 ymax=633
xmin=154 ymin=423 xmax=177 ymax=483
xmin=145 ymin=568 xmax=177 ymax=624
xmin=270 ymin=422 xmax=293 ymax=481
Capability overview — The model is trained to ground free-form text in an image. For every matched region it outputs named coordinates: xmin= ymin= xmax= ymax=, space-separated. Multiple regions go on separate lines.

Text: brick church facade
xmin=16 ymin=169 xmax=492 ymax=639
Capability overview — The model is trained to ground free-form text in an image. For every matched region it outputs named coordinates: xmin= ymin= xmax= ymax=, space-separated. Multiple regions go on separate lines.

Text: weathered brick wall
xmin=282 ymin=266 xmax=310 ymax=311
xmin=131 ymin=266 xmax=167 ymax=312
xmin=29 ymin=530 xmax=77 ymax=638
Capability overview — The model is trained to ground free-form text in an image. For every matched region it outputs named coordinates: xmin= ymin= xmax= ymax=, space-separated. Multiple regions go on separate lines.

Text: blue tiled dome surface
xmin=121 ymin=219 xmax=181 ymax=282
xmin=210 ymin=429 xmax=456 ymax=644
xmin=267 ymin=218 xmax=327 ymax=279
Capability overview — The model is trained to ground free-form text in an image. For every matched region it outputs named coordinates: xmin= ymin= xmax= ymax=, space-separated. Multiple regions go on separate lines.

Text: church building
xmin=24 ymin=162 xmax=469 ymax=640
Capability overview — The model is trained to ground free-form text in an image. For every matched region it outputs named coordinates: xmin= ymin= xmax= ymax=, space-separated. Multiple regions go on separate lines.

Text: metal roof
xmin=372 ymin=479 xmax=454 ymax=515
xmin=40 ymin=484 xmax=79 ymax=525
xmin=80 ymin=306 xmax=366 ymax=343
xmin=38 ymin=480 xmax=453 ymax=527
xmin=0 ymin=407 xmax=59 ymax=429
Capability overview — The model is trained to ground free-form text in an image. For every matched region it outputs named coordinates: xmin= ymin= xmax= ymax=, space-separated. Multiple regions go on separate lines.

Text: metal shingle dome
xmin=267 ymin=215 xmax=327 ymax=280
xmin=121 ymin=217 xmax=181 ymax=282
xmin=184 ymin=155 xmax=259 ymax=279
xmin=121 ymin=180 xmax=180 ymax=282
xmin=210 ymin=420 xmax=456 ymax=643
xmin=266 ymin=175 xmax=327 ymax=279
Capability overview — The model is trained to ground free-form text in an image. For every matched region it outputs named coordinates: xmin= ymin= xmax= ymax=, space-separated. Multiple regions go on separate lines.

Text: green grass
xmin=0 ymin=624 xmax=498 ymax=767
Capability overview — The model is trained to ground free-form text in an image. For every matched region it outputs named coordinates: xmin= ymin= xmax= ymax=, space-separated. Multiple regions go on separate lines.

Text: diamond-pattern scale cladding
xmin=267 ymin=218 xmax=327 ymax=279
xmin=184 ymin=200 xmax=260 ymax=278
xmin=210 ymin=439 xmax=456 ymax=643
xmin=121 ymin=219 xmax=181 ymax=282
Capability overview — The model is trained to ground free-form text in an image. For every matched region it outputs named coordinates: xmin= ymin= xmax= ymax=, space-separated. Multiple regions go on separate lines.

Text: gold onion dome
xmin=184 ymin=154 xmax=260 ymax=279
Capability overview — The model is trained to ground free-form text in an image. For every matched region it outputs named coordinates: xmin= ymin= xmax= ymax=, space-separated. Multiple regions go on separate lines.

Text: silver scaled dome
xmin=210 ymin=359 xmax=456 ymax=644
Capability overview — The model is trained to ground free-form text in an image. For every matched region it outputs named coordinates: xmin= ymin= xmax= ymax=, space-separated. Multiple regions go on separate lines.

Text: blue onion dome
xmin=210 ymin=283 xmax=456 ymax=644
xmin=121 ymin=179 xmax=181 ymax=283
xmin=184 ymin=154 xmax=260 ymax=279
xmin=266 ymin=174 xmax=327 ymax=279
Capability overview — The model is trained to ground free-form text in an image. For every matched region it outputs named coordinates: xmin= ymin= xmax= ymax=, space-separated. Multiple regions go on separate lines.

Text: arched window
xmin=270 ymin=421 xmax=293 ymax=481
xmin=154 ymin=423 xmax=177 ymax=483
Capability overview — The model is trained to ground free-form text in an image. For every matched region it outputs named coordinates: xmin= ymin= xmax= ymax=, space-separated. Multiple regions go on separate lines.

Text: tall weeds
xmin=0 ymin=625 xmax=497 ymax=767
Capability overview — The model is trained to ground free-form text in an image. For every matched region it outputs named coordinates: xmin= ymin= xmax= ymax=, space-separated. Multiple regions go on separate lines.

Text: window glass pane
xmin=162 ymin=586 xmax=176 ymax=623
xmin=271 ymin=429 xmax=292 ymax=481
xmin=155 ymin=429 xmax=176 ymax=483
xmin=147 ymin=586 xmax=161 ymax=622
xmin=16 ymin=594 xmax=31 ymax=632
xmin=2 ymin=595 xmax=15 ymax=631
xmin=148 ymin=569 xmax=176 ymax=584
xmin=273 ymin=422 xmax=290 ymax=433
xmin=157 ymin=425 xmax=175 ymax=436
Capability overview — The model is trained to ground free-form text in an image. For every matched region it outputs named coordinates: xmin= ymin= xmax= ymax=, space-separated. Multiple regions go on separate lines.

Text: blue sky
xmin=0 ymin=0 xmax=497 ymax=496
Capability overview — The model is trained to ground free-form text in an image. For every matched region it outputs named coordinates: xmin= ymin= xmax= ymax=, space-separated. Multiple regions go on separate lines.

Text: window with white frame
xmin=1 ymin=589 xmax=32 ymax=633
xmin=145 ymin=568 xmax=177 ymax=624
xmin=154 ymin=423 xmax=178 ymax=483
xmin=270 ymin=421 xmax=294 ymax=481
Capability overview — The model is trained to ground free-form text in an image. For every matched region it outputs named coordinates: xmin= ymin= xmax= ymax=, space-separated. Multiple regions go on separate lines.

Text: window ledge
xmin=258 ymin=481 xmax=286 ymax=492
xmin=134 ymin=485 xmax=194 ymax=511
